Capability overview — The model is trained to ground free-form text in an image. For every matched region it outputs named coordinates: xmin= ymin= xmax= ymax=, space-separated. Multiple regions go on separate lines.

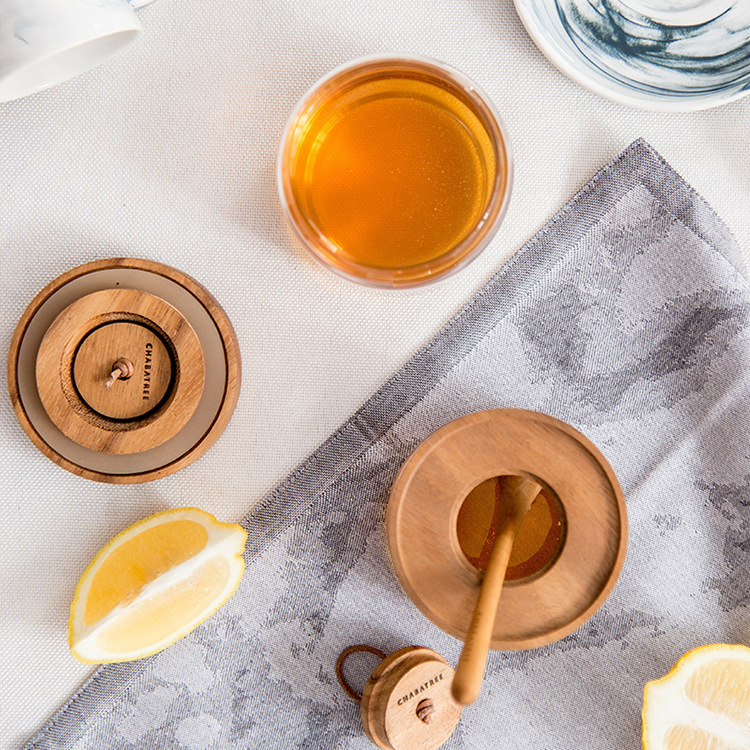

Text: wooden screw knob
xmin=105 ymin=359 xmax=135 ymax=388
xmin=415 ymin=699 xmax=435 ymax=724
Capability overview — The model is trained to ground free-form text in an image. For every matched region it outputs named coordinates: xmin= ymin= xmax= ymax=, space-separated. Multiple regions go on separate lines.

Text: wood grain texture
xmin=76 ymin=324 xmax=171 ymax=419
xmin=7 ymin=258 xmax=241 ymax=483
xmin=360 ymin=646 xmax=461 ymax=750
xmin=386 ymin=409 xmax=628 ymax=651
xmin=451 ymin=477 xmax=541 ymax=705
xmin=35 ymin=289 xmax=205 ymax=455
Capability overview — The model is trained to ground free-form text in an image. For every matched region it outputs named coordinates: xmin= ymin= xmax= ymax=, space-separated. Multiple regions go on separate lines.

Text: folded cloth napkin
xmin=26 ymin=140 xmax=750 ymax=749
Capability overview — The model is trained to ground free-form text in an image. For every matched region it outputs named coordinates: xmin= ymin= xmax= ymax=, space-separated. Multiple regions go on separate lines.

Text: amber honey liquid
xmin=457 ymin=477 xmax=564 ymax=581
xmin=289 ymin=68 xmax=501 ymax=270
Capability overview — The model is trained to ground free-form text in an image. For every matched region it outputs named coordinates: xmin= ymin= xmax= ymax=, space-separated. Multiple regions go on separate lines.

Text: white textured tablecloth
xmin=1 ymin=1 xmax=749 ymax=747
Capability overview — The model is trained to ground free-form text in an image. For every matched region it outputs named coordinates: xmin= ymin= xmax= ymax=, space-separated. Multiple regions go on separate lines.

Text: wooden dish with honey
xmin=386 ymin=409 xmax=627 ymax=651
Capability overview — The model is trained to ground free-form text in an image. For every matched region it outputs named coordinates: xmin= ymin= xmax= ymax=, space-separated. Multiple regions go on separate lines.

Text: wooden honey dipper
xmin=386 ymin=410 xmax=627 ymax=706
xmin=451 ymin=476 xmax=542 ymax=705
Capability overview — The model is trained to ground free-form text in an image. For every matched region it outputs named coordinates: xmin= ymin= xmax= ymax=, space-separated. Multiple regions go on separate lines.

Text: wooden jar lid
xmin=8 ymin=259 xmax=241 ymax=483
xmin=339 ymin=646 xmax=462 ymax=750
xmin=35 ymin=288 xmax=205 ymax=455
xmin=386 ymin=409 xmax=627 ymax=650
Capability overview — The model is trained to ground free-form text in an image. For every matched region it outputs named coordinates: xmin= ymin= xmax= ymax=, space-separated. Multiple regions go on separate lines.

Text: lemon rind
xmin=642 ymin=644 xmax=750 ymax=749
xmin=68 ymin=508 xmax=247 ymax=664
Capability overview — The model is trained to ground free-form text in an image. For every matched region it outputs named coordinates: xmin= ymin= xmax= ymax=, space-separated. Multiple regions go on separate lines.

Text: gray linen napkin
xmin=26 ymin=140 xmax=750 ymax=749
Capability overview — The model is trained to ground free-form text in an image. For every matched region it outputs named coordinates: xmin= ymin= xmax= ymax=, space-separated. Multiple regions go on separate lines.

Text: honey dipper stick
xmin=451 ymin=476 xmax=542 ymax=706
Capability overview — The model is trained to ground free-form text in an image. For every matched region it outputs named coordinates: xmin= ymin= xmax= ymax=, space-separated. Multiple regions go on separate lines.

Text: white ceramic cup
xmin=0 ymin=0 xmax=155 ymax=103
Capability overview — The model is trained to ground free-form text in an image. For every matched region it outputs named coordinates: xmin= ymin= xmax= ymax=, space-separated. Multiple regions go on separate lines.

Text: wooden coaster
xmin=386 ymin=409 xmax=627 ymax=650
xmin=7 ymin=258 xmax=241 ymax=483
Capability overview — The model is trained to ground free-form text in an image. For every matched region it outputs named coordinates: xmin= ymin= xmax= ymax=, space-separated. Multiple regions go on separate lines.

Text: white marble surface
xmin=1 ymin=0 xmax=749 ymax=746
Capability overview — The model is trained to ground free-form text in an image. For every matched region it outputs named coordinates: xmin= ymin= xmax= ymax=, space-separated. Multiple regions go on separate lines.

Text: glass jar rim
xmin=277 ymin=54 xmax=514 ymax=289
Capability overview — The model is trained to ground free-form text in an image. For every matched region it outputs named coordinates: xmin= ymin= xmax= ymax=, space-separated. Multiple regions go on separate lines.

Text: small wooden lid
xmin=387 ymin=409 xmax=627 ymax=650
xmin=35 ymin=288 xmax=205 ymax=455
xmin=344 ymin=646 xmax=461 ymax=750
xmin=7 ymin=258 xmax=241 ymax=483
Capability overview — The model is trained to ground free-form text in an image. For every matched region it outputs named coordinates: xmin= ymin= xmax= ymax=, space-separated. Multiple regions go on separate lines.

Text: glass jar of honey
xmin=277 ymin=55 xmax=513 ymax=288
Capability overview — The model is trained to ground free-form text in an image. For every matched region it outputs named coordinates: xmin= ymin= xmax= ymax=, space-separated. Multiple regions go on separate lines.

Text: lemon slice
xmin=643 ymin=643 xmax=750 ymax=750
xmin=69 ymin=507 xmax=247 ymax=664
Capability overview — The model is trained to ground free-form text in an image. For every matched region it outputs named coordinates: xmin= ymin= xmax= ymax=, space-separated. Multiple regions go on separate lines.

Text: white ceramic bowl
xmin=513 ymin=0 xmax=750 ymax=111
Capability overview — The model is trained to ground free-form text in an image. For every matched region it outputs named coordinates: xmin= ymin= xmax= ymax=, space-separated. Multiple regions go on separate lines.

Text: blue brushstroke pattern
xmin=527 ymin=0 xmax=750 ymax=101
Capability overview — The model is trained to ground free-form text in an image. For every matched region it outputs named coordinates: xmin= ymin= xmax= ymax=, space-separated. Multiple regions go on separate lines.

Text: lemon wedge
xmin=69 ymin=507 xmax=247 ymax=664
xmin=643 ymin=643 xmax=750 ymax=750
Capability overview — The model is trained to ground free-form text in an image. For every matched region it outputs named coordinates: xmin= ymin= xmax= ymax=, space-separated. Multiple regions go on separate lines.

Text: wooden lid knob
xmin=35 ymin=288 xmax=205 ymax=455
xmin=351 ymin=646 xmax=462 ymax=750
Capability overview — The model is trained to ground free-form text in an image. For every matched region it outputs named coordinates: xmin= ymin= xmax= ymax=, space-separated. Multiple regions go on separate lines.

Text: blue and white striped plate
xmin=513 ymin=0 xmax=750 ymax=111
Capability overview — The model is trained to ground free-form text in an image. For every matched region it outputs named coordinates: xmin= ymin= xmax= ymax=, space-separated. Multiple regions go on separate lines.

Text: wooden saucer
xmin=386 ymin=409 xmax=627 ymax=650
xmin=7 ymin=258 xmax=241 ymax=483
